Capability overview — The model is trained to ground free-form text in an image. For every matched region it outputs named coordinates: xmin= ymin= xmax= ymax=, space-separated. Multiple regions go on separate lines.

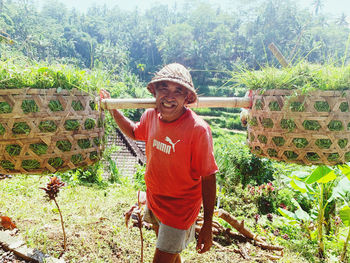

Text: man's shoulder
xmin=141 ymin=108 xmax=157 ymax=119
xmin=187 ymin=109 xmax=209 ymax=127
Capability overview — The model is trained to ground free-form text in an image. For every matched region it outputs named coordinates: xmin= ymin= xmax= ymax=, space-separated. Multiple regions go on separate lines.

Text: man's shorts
xmin=143 ymin=205 xmax=195 ymax=254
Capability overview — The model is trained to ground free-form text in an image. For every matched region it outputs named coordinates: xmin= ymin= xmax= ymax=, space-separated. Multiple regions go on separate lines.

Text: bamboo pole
xmin=268 ymin=43 xmax=289 ymax=68
xmin=101 ymin=97 xmax=251 ymax=110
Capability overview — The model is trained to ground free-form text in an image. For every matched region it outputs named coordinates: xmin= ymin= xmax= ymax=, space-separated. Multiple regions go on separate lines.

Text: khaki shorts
xmin=143 ymin=206 xmax=195 ymax=254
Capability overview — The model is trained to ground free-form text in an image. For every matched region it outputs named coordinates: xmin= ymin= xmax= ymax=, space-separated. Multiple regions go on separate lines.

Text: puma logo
xmin=165 ymin=136 xmax=180 ymax=153
xmin=152 ymin=137 xmax=181 ymax=154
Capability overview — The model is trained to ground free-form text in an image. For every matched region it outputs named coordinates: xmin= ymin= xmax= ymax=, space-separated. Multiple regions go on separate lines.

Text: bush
xmin=133 ymin=164 xmax=146 ymax=191
xmin=214 ymin=135 xmax=275 ymax=191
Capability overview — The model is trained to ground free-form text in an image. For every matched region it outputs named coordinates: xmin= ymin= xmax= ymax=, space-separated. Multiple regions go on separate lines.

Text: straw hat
xmin=147 ymin=63 xmax=197 ymax=104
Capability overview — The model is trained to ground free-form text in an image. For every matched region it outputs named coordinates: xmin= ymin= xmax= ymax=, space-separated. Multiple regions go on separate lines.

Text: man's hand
xmin=196 ymin=222 xmax=213 ymax=253
xmin=197 ymin=173 xmax=216 ymax=254
xmin=99 ymin=89 xmax=111 ymax=100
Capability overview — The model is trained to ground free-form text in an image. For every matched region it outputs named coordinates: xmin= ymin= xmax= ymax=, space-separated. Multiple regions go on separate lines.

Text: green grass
xmin=29 ymin=143 xmax=48 ymax=155
xmin=64 ymin=120 xmax=80 ymax=131
xmin=292 ymin=138 xmax=309 ymax=148
xmin=38 ymin=121 xmax=57 ymax=133
xmin=315 ymin=139 xmax=332 ymax=149
xmin=1 ymin=160 xmax=14 ymax=170
xmin=56 ymin=140 xmax=72 ymax=152
xmin=48 ymin=157 xmax=64 ymax=169
xmin=5 ymin=144 xmax=21 ymax=156
xmin=0 ymin=175 xmax=327 ymax=263
xmin=0 ymin=123 xmax=5 ymax=135
xmin=235 ymin=62 xmax=350 ymax=92
xmin=84 ymin=118 xmax=96 ymax=130
xmin=0 ymin=61 xmax=107 ymax=94
xmin=71 ymin=154 xmax=84 ymax=165
xmin=21 ymin=100 xmax=39 ymax=113
xmin=12 ymin=122 xmax=31 ymax=134
xmin=48 ymin=100 xmax=64 ymax=112
xmin=280 ymin=119 xmax=296 ymax=131
xmin=71 ymin=100 xmax=84 ymax=111
xmin=21 ymin=159 xmax=40 ymax=170
xmin=77 ymin=139 xmax=91 ymax=149
xmin=0 ymin=101 xmax=12 ymax=113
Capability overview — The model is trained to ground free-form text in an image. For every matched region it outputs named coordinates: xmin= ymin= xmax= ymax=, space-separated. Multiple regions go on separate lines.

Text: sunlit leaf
xmin=339 ymin=164 xmax=350 ymax=181
xmin=290 ymin=179 xmax=307 ymax=193
xmin=328 ymin=177 xmax=350 ymax=203
xmin=339 ymin=206 xmax=350 ymax=227
xmin=278 ymin=208 xmax=298 ymax=222
xmin=316 ymin=170 xmax=337 ymax=184
xmin=295 ymin=208 xmax=311 ymax=222
xmin=292 ymin=171 xmax=309 ymax=180
xmin=305 ymin=166 xmax=334 ymax=184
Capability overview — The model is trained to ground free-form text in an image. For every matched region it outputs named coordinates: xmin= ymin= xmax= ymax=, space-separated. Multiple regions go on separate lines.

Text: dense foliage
xmin=1 ymin=0 xmax=350 ymax=261
xmin=0 ymin=0 xmax=349 ymax=96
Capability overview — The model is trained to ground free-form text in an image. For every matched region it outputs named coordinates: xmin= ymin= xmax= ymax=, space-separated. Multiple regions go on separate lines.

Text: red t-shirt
xmin=133 ymin=108 xmax=218 ymax=229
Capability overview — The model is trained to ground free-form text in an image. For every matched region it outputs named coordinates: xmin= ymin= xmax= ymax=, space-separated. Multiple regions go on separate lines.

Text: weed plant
xmin=292 ymin=138 xmax=309 ymax=148
xmin=21 ymin=100 xmax=39 ymax=113
xmin=56 ymin=140 xmax=72 ymax=152
xmin=29 ymin=143 xmax=48 ymax=155
xmin=315 ymin=139 xmax=332 ymax=149
xmin=48 ymin=100 xmax=64 ymax=112
xmin=5 ymin=144 xmax=21 ymax=156
xmin=71 ymin=154 xmax=84 ymax=165
xmin=71 ymin=100 xmax=84 ymax=111
xmin=84 ymin=118 xmax=95 ymax=130
xmin=0 ymin=124 xmax=5 ymax=135
xmin=89 ymin=151 xmax=98 ymax=160
xmin=1 ymin=160 xmax=14 ymax=170
xmin=22 ymin=159 xmax=40 ymax=170
xmin=48 ymin=157 xmax=64 ymax=169
xmin=0 ymin=102 xmax=12 ymax=113
xmin=77 ymin=139 xmax=91 ymax=149
xmin=38 ymin=121 xmax=57 ymax=132
xmin=12 ymin=122 xmax=30 ymax=134
xmin=64 ymin=120 xmax=80 ymax=131
xmin=338 ymin=139 xmax=348 ymax=148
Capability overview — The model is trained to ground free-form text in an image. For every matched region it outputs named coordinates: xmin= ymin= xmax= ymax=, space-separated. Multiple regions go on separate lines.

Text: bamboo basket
xmin=247 ymin=89 xmax=350 ymax=165
xmin=0 ymin=88 xmax=105 ymax=174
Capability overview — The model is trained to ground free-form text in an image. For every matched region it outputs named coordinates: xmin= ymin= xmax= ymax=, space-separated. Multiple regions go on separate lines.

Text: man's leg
xmin=153 ymin=248 xmax=181 ymax=263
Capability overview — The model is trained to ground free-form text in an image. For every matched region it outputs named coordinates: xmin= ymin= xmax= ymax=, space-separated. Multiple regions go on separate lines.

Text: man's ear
xmin=185 ymin=92 xmax=195 ymax=104
xmin=148 ymin=85 xmax=156 ymax=96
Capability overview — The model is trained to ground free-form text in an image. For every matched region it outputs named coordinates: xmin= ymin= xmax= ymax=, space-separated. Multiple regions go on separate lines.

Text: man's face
xmin=154 ymin=81 xmax=189 ymax=122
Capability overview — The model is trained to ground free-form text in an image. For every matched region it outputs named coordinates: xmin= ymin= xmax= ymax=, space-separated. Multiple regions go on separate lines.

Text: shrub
xmin=214 ymin=134 xmax=275 ymax=191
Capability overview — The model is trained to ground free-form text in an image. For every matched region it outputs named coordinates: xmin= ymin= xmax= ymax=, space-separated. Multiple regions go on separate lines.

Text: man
xmin=100 ymin=63 xmax=218 ymax=263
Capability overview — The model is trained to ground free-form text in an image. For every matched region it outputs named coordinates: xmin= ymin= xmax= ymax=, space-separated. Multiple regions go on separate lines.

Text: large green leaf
xmin=339 ymin=206 xmax=350 ymax=227
xmin=305 ymin=166 xmax=335 ymax=184
xmin=295 ymin=207 xmax=311 ymax=222
xmin=278 ymin=208 xmax=298 ymax=222
xmin=329 ymin=176 xmax=350 ymax=203
xmin=292 ymin=171 xmax=309 ymax=180
xmin=290 ymin=179 xmax=307 ymax=193
xmin=339 ymin=165 xmax=350 ymax=181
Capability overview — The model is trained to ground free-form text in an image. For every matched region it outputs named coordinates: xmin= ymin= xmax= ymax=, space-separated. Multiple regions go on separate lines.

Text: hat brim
xmin=147 ymin=78 xmax=197 ymax=104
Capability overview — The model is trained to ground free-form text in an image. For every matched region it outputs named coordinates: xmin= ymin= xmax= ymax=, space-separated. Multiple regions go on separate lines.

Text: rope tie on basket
xmin=244 ymin=90 xmax=253 ymax=109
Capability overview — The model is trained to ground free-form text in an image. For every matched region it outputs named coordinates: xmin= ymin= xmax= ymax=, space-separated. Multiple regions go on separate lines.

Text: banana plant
xmin=340 ymin=205 xmax=350 ymax=262
xmin=279 ymin=165 xmax=350 ymax=259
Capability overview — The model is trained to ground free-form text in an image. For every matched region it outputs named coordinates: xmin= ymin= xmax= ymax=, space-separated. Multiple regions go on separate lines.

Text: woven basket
xmin=0 ymin=88 xmax=105 ymax=174
xmin=247 ymin=89 xmax=350 ymax=165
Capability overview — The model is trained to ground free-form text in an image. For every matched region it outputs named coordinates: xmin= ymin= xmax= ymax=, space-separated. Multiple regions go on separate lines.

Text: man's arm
xmin=196 ymin=173 xmax=216 ymax=254
xmin=100 ymin=89 xmax=136 ymax=140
